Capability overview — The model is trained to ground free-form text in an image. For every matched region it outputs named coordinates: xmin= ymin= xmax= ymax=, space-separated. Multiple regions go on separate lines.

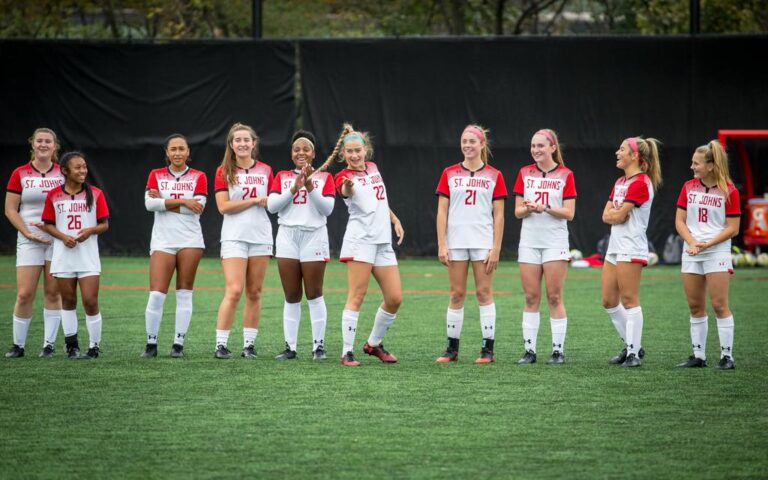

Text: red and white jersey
xmin=6 ymin=162 xmax=64 ymax=244
xmin=513 ymin=163 xmax=576 ymax=249
xmin=677 ymin=179 xmax=740 ymax=256
xmin=268 ymin=169 xmax=335 ymax=230
xmin=607 ymin=173 xmax=654 ymax=256
xmin=41 ymin=185 xmax=109 ymax=274
xmin=214 ymin=161 xmax=274 ymax=244
xmin=334 ymin=162 xmax=391 ymax=245
xmin=435 ymin=163 xmax=507 ymax=249
xmin=145 ymin=167 xmax=207 ymax=250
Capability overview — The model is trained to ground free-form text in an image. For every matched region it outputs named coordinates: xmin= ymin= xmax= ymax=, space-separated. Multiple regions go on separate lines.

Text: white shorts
xmin=681 ymin=255 xmax=733 ymax=275
xmin=275 ymin=226 xmax=330 ymax=262
xmin=53 ymin=271 xmax=99 ymax=279
xmin=340 ymin=241 xmax=398 ymax=267
xmin=16 ymin=241 xmax=53 ymax=267
xmin=518 ymin=247 xmax=571 ymax=265
xmin=448 ymin=248 xmax=489 ymax=262
xmin=604 ymin=253 xmax=648 ymax=266
xmin=151 ymin=246 xmax=204 ymax=256
xmin=220 ymin=240 xmax=273 ymax=259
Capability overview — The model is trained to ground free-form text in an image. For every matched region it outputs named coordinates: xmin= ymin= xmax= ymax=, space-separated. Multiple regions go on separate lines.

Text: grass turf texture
xmin=1 ymin=255 xmax=766 ymax=479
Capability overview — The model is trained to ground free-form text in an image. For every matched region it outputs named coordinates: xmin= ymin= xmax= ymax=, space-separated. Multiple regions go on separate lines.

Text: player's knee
xmin=15 ymin=288 xmax=36 ymax=306
xmin=384 ymin=292 xmax=402 ymax=311
xmin=284 ymin=290 xmax=303 ymax=303
xmin=475 ymin=288 xmax=493 ymax=305
xmin=245 ymin=288 xmax=262 ymax=303
xmin=601 ymin=297 xmax=618 ymax=310
xmin=449 ymin=289 xmax=466 ymax=305
xmin=524 ymin=292 xmax=540 ymax=309
xmin=546 ymin=292 xmax=562 ymax=309
xmin=304 ymin=287 xmax=322 ymax=301
xmin=711 ymin=301 xmax=730 ymax=319
xmin=224 ymin=286 xmax=244 ymax=304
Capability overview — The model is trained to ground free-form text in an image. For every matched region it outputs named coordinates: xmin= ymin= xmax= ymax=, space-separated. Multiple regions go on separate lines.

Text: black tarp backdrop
xmin=0 ymin=40 xmax=296 ymax=254
xmin=2 ymin=36 xmax=767 ymax=256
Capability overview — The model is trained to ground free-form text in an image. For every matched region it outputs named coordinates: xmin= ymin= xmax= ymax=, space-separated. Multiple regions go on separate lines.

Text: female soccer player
xmin=675 ymin=140 xmax=740 ymax=369
xmin=435 ymin=124 xmax=507 ymax=364
xmin=334 ymin=125 xmax=404 ymax=366
xmin=213 ymin=123 xmax=273 ymax=359
xmin=5 ymin=128 xmax=64 ymax=358
xmin=513 ymin=129 xmax=576 ymax=365
xmin=267 ymin=130 xmax=335 ymax=361
xmin=602 ymin=137 xmax=661 ymax=368
xmin=141 ymin=134 xmax=208 ymax=358
xmin=40 ymin=151 xmax=109 ymax=359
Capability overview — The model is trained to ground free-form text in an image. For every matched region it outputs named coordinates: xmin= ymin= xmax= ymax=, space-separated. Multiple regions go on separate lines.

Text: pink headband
xmin=463 ymin=126 xmax=486 ymax=142
xmin=536 ymin=129 xmax=556 ymax=146
xmin=625 ymin=137 xmax=639 ymax=154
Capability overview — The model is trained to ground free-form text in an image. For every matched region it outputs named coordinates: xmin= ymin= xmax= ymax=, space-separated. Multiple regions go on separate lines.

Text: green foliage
xmin=0 ymin=1 xmax=765 ymax=39
xmin=0 ymin=256 xmax=767 ymax=477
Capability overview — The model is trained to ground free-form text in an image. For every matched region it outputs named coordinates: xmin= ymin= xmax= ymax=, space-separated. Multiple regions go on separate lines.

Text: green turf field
xmin=1 ymin=255 xmax=766 ymax=479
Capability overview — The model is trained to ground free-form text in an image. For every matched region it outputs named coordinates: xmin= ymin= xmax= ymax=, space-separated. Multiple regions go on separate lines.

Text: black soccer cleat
xmin=214 ymin=345 xmax=232 ymax=360
xmin=241 ymin=345 xmax=257 ymax=359
xmin=313 ymin=347 xmax=327 ymax=361
xmin=547 ymin=350 xmax=565 ymax=365
xmin=676 ymin=355 xmax=707 ymax=368
xmin=622 ymin=353 xmax=641 ymax=368
xmin=436 ymin=337 xmax=460 ymax=363
xmin=715 ymin=355 xmax=735 ymax=370
xmin=5 ymin=344 xmax=25 ymax=358
xmin=141 ymin=343 xmax=158 ymax=358
xmin=610 ymin=348 xmax=627 ymax=365
xmin=83 ymin=346 xmax=100 ymax=359
xmin=39 ymin=344 xmax=55 ymax=358
xmin=170 ymin=344 xmax=184 ymax=358
xmin=518 ymin=349 xmax=537 ymax=364
xmin=275 ymin=343 xmax=297 ymax=361
xmin=65 ymin=334 xmax=80 ymax=359
xmin=67 ymin=347 xmax=81 ymax=359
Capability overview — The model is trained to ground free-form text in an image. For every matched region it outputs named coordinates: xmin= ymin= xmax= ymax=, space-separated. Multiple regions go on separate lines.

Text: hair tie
xmin=463 ymin=126 xmax=486 ymax=142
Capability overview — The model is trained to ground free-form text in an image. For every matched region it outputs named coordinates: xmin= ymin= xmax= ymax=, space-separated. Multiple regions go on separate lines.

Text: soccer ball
xmin=757 ymin=253 xmax=768 ymax=267
xmin=648 ymin=252 xmax=659 ymax=266
xmin=744 ymin=252 xmax=757 ymax=267
xmin=732 ymin=253 xmax=746 ymax=267
xmin=570 ymin=249 xmax=583 ymax=261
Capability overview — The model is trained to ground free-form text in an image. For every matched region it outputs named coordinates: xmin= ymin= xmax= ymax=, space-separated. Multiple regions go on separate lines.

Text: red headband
xmin=625 ymin=137 xmax=639 ymax=154
xmin=536 ymin=129 xmax=556 ymax=146
xmin=463 ymin=126 xmax=486 ymax=142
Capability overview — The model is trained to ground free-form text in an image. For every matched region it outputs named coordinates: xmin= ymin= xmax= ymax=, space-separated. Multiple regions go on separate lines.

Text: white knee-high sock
xmin=342 ymin=309 xmax=359 ymax=353
xmin=717 ymin=315 xmax=734 ymax=359
xmin=86 ymin=313 xmax=102 ymax=348
xmin=551 ymin=318 xmax=567 ymax=353
xmin=624 ymin=306 xmax=643 ymax=355
xmin=522 ymin=311 xmax=540 ymax=352
xmin=690 ymin=316 xmax=708 ymax=359
xmin=61 ymin=310 xmax=78 ymax=337
xmin=308 ymin=296 xmax=327 ymax=352
xmin=368 ymin=307 xmax=396 ymax=346
xmin=446 ymin=307 xmax=464 ymax=339
xmin=145 ymin=291 xmax=166 ymax=345
xmin=43 ymin=309 xmax=61 ymax=347
xmin=605 ymin=304 xmax=627 ymax=344
xmin=175 ymin=290 xmax=193 ymax=346
xmin=12 ymin=315 xmax=31 ymax=348
xmin=480 ymin=303 xmax=496 ymax=340
xmin=283 ymin=301 xmax=301 ymax=351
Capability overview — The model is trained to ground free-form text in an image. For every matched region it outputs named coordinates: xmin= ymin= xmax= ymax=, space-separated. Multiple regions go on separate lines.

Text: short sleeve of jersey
xmin=676 ymin=184 xmax=688 ymax=209
xmin=321 ymin=173 xmax=336 ymax=197
xmin=214 ymin=167 xmax=228 ymax=193
xmin=7 ymin=168 xmax=22 ymax=194
xmin=41 ymin=191 xmax=55 ymax=223
xmin=436 ymin=169 xmax=450 ymax=197
xmin=726 ymin=185 xmax=741 ymax=216
xmin=493 ymin=171 xmax=508 ymax=200
xmin=563 ymin=171 xmax=577 ymax=199
xmin=269 ymin=171 xmax=283 ymax=194
xmin=145 ymin=170 xmax=158 ymax=191
xmin=513 ymin=170 xmax=524 ymax=196
xmin=334 ymin=171 xmax=348 ymax=193
xmin=624 ymin=179 xmax=650 ymax=206
xmin=95 ymin=189 xmax=110 ymax=221
xmin=195 ymin=172 xmax=208 ymax=196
